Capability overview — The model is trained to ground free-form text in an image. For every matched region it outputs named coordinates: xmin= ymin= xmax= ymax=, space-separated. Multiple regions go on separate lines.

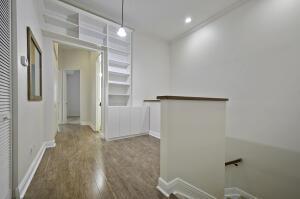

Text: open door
xmin=62 ymin=70 xmax=67 ymax=123
xmin=96 ymin=53 xmax=103 ymax=131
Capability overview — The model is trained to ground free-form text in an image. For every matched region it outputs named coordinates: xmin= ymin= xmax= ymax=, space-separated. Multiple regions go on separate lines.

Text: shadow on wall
xmin=225 ymin=137 xmax=300 ymax=199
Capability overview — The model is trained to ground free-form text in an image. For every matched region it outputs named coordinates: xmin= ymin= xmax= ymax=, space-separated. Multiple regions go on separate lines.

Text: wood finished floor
xmin=25 ymin=124 xmax=167 ymax=199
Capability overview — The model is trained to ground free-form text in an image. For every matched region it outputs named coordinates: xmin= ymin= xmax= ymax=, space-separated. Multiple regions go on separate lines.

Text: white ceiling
xmin=61 ymin=0 xmax=242 ymax=41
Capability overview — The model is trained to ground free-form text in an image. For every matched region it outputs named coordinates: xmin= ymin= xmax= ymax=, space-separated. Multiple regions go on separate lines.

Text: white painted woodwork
xmin=159 ymin=99 xmax=227 ymax=198
xmin=119 ymin=107 xmax=131 ymax=137
xmin=95 ymin=54 xmax=102 ymax=131
xmin=144 ymin=101 xmax=161 ymax=139
xmin=0 ymin=0 xmax=11 ymax=198
xmin=130 ymin=107 xmax=142 ymax=135
xmin=106 ymin=106 xmax=149 ymax=140
xmin=42 ymin=0 xmax=132 ymax=109
xmin=42 ymin=0 xmax=154 ymax=140
xmin=107 ymin=107 xmax=119 ymax=139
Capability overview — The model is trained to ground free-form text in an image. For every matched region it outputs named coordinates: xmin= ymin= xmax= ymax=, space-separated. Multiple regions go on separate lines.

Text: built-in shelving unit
xmin=107 ymin=24 xmax=131 ymax=106
xmin=41 ymin=0 xmax=145 ymax=141
xmin=42 ymin=0 xmax=132 ymax=107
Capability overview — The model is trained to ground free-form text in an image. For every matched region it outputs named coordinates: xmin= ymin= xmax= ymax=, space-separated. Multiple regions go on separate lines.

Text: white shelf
xmin=80 ymin=22 xmax=106 ymax=35
xmin=108 ymin=67 xmax=130 ymax=76
xmin=44 ymin=14 xmax=78 ymax=29
xmin=108 ymin=81 xmax=130 ymax=86
xmin=79 ymin=26 xmax=106 ymax=40
xmin=43 ymin=0 xmax=132 ymax=107
xmin=44 ymin=0 xmax=78 ymax=18
xmin=109 ymin=59 xmax=130 ymax=68
xmin=109 ymin=94 xmax=130 ymax=96
xmin=79 ymin=13 xmax=107 ymax=32
xmin=108 ymin=105 xmax=129 ymax=107
xmin=109 ymin=35 xmax=130 ymax=46
xmin=109 ymin=71 xmax=130 ymax=76
xmin=108 ymin=47 xmax=130 ymax=56
xmin=42 ymin=30 xmax=100 ymax=50
xmin=78 ymin=26 xmax=107 ymax=46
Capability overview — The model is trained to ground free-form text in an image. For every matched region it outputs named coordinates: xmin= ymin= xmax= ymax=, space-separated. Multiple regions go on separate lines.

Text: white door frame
xmin=96 ymin=51 xmax=105 ymax=132
xmin=95 ymin=53 xmax=101 ymax=131
xmin=62 ymin=68 xmax=81 ymax=124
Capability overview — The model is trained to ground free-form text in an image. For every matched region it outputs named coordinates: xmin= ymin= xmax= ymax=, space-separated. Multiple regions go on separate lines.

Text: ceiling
xmin=61 ymin=0 xmax=242 ymax=41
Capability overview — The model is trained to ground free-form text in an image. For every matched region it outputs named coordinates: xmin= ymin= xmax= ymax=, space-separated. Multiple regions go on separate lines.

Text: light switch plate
xmin=21 ymin=56 xmax=28 ymax=67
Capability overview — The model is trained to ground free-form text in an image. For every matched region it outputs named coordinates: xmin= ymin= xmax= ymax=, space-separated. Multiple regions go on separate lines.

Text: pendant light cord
xmin=121 ymin=0 xmax=124 ymax=27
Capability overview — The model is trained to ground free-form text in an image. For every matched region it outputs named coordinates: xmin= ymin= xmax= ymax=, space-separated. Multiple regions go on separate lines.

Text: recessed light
xmin=185 ymin=17 xmax=192 ymax=24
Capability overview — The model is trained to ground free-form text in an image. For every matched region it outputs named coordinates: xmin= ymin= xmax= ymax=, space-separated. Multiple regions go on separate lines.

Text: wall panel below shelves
xmin=106 ymin=106 xmax=149 ymax=140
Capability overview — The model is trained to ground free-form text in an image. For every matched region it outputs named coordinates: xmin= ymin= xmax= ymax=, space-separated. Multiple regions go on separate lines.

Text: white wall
xmin=170 ymin=0 xmax=300 ymax=153
xmin=67 ymin=71 xmax=80 ymax=117
xmin=132 ymin=32 xmax=171 ymax=105
xmin=42 ymin=38 xmax=58 ymax=141
xmin=144 ymin=101 xmax=161 ymax=139
xmin=53 ymin=43 xmax=59 ymax=132
xmin=15 ymin=0 xmax=45 ymax=185
xmin=170 ymin=0 xmax=300 ymax=197
xmin=159 ymin=100 xmax=226 ymax=198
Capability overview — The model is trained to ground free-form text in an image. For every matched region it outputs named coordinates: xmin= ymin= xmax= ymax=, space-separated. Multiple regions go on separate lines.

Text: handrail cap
xmin=157 ymin=95 xmax=229 ymax=101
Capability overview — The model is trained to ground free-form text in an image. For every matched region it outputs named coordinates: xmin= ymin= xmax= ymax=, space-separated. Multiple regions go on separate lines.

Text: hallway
xmin=25 ymin=125 xmax=165 ymax=199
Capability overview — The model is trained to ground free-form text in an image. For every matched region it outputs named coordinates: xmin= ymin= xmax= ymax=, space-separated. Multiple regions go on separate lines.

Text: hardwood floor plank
xmin=24 ymin=124 xmax=166 ymax=199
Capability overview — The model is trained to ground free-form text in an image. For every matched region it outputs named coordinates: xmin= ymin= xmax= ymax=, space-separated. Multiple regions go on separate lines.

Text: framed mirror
xmin=27 ymin=27 xmax=42 ymax=101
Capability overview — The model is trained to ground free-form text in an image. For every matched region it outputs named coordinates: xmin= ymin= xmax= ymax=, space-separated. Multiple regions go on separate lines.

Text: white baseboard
xmin=45 ymin=140 xmax=56 ymax=148
xmin=149 ymin=130 xmax=160 ymax=139
xmin=157 ymin=177 xmax=216 ymax=199
xmin=89 ymin=123 xmax=96 ymax=131
xmin=5 ymin=190 xmax=11 ymax=199
xmin=16 ymin=140 xmax=56 ymax=199
xmin=80 ymin=121 xmax=90 ymax=125
xmin=225 ymin=187 xmax=257 ymax=199
xmin=106 ymin=132 xmax=149 ymax=141
xmin=80 ymin=121 xmax=96 ymax=131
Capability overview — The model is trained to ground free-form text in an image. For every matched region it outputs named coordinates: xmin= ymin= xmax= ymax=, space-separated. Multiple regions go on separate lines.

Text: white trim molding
xmin=80 ymin=121 xmax=96 ymax=131
xmin=16 ymin=140 xmax=56 ymax=199
xmin=157 ymin=177 xmax=217 ymax=199
xmin=89 ymin=123 xmax=96 ymax=132
xmin=106 ymin=132 xmax=149 ymax=141
xmin=45 ymin=140 xmax=56 ymax=148
xmin=80 ymin=121 xmax=89 ymax=125
xmin=225 ymin=187 xmax=257 ymax=199
xmin=149 ymin=130 xmax=160 ymax=139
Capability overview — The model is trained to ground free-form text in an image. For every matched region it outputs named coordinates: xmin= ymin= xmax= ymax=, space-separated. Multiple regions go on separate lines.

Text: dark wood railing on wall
xmin=225 ymin=158 xmax=242 ymax=166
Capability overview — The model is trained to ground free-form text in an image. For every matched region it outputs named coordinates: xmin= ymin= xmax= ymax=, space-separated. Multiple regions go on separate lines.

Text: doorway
xmin=63 ymin=69 xmax=80 ymax=124
xmin=56 ymin=42 xmax=105 ymax=133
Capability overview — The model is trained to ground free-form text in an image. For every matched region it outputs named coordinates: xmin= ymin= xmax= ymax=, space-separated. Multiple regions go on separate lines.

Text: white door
xmin=62 ymin=71 xmax=67 ymax=123
xmin=0 ymin=0 xmax=12 ymax=198
xmin=96 ymin=54 xmax=102 ymax=131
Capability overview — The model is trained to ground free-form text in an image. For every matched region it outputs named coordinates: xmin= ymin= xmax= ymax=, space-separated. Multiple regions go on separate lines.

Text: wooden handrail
xmin=225 ymin=158 xmax=242 ymax=166
xmin=157 ymin=95 xmax=229 ymax=101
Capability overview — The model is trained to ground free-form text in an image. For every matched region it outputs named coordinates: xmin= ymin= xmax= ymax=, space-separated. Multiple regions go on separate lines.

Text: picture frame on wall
xmin=27 ymin=27 xmax=42 ymax=101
